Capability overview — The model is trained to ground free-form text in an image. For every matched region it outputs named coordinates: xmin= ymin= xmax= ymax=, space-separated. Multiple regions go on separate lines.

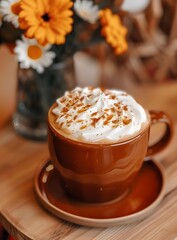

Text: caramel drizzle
xmin=55 ymin=88 xmax=132 ymax=130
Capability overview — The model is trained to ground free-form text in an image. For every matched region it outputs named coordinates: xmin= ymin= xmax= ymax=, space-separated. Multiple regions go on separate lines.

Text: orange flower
xmin=99 ymin=9 xmax=128 ymax=55
xmin=18 ymin=0 xmax=74 ymax=46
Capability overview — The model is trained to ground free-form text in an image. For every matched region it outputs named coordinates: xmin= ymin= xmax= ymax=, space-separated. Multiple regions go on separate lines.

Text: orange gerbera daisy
xmin=99 ymin=9 xmax=128 ymax=55
xmin=18 ymin=0 xmax=73 ymax=46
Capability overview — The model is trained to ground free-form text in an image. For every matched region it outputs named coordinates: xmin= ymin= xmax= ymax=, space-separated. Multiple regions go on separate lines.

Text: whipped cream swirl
xmin=52 ymin=87 xmax=148 ymax=143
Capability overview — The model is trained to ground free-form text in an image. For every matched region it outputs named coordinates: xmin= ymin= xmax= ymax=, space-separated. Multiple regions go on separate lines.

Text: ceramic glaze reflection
xmin=48 ymin=87 xmax=172 ymax=203
xmin=48 ymin=119 xmax=150 ymax=202
xmin=36 ymin=160 xmax=164 ymax=226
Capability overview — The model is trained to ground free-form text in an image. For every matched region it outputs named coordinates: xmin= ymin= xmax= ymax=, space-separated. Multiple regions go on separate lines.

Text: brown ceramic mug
xmin=47 ymin=88 xmax=173 ymax=203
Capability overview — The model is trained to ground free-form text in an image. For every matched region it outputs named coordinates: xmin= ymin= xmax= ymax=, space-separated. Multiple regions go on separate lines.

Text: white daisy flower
xmin=0 ymin=0 xmax=21 ymax=28
xmin=14 ymin=36 xmax=56 ymax=74
xmin=74 ymin=0 xmax=99 ymax=24
xmin=121 ymin=0 xmax=151 ymax=13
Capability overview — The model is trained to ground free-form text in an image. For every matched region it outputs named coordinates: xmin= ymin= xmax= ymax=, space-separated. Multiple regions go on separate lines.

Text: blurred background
xmin=1 ymin=0 xmax=177 ymax=130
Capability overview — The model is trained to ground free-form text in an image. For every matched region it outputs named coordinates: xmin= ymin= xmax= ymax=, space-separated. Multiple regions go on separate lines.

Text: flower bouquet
xmin=0 ymin=0 xmax=128 ymax=73
xmin=0 ymin=0 xmax=128 ymax=140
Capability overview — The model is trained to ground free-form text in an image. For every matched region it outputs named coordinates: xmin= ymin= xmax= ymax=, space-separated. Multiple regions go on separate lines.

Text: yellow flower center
xmin=11 ymin=1 xmax=21 ymax=16
xmin=27 ymin=45 xmax=42 ymax=60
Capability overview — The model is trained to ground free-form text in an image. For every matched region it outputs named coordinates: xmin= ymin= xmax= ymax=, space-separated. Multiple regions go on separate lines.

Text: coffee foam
xmin=51 ymin=87 xmax=149 ymax=143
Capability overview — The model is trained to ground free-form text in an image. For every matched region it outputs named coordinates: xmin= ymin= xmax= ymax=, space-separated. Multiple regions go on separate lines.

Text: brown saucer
xmin=34 ymin=160 xmax=165 ymax=227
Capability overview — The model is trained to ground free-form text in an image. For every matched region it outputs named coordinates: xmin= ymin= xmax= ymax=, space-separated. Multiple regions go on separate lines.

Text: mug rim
xmin=48 ymin=104 xmax=151 ymax=147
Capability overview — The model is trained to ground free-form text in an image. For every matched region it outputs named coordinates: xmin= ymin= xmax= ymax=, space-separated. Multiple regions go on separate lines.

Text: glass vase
xmin=13 ymin=58 xmax=76 ymax=141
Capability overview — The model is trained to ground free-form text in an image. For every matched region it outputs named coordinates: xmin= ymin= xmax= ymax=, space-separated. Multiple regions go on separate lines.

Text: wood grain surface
xmin=1 ymin=82 xmax=177 ymax=240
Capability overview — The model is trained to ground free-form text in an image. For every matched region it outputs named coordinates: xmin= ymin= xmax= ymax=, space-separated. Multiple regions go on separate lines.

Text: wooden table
xmin=1 ymin=82 xmax=177 ymax=240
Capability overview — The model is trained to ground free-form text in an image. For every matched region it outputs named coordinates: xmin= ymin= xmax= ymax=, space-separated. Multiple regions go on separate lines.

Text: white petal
xmin=1 ymin=0 xmax=20 ymax=27
xmin=74 ymin=0 xmax=99 ymax=23
xmin=121 ymin=0 xmax=151 ymax=13
xmin=15 ymin=37 xmax=55 ymax=73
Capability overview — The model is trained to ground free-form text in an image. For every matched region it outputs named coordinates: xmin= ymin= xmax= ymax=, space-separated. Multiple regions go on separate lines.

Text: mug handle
xmin=146 ymin=110 xmax=173 ymax=158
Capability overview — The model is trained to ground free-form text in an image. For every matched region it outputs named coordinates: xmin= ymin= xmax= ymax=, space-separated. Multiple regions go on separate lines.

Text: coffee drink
xmin=49 ymin=87 xmax=150 ymax=144
xmin=48 ymin=87 xmax=172 ymax=203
